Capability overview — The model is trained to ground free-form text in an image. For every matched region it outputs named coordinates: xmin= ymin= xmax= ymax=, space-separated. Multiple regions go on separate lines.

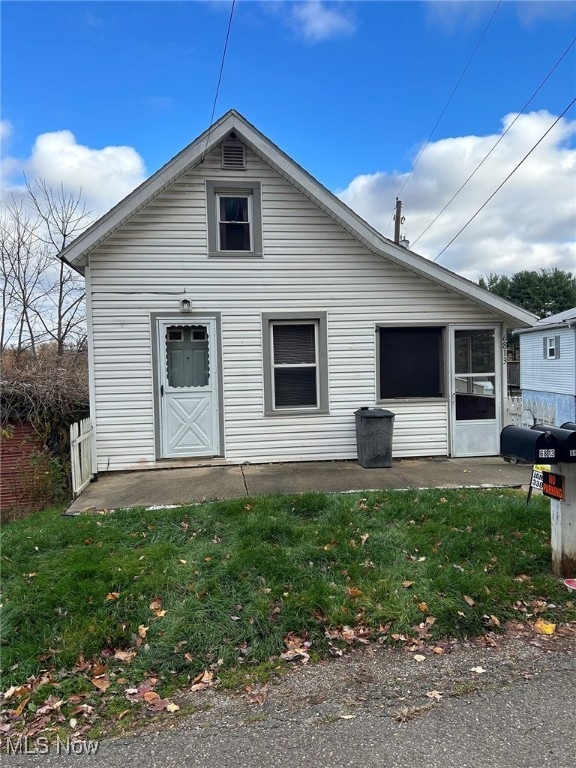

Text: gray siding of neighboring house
xmin=520 ymin=325 xmax=576 ymax=424
xmin=520 ymin=327 xmax=576 ymax=396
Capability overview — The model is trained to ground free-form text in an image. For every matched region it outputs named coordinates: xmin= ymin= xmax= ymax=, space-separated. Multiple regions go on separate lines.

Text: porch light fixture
xmin=179 ymin=297 xmax=191 ymax=313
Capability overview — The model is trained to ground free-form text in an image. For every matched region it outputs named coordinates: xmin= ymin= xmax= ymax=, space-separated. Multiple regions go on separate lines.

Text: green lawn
xmin=1 ymin=488 xmax=574 ymax=733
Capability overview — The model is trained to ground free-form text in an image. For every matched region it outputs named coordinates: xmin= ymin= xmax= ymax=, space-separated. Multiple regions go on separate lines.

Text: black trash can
xmin=355 ymin=408 xmax=395 ymax=468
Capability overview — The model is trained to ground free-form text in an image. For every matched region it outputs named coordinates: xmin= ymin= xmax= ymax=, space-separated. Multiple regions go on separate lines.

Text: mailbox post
xmin=531 ymin=425 xmax=576 ymax=579
xmin=500 ymin=424 xmax=576 ymax=578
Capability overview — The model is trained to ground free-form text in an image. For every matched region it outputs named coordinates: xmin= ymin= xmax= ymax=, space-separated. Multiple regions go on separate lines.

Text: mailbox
xmin=531 ymin=425 xmax=576 ymax=463
xmin=500 ymin=425 xmax=560 ymax=464
xmin=560 ymin=422 xmax=576 ymax=432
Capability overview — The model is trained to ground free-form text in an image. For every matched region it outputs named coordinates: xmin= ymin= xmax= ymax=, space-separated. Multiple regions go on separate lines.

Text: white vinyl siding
xmin=87 ymin=145 xmax=501 ymax=471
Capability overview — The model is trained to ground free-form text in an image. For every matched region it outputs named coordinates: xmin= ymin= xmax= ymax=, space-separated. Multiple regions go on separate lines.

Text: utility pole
xmin=394 ymin=198 xmax=402 ymax=244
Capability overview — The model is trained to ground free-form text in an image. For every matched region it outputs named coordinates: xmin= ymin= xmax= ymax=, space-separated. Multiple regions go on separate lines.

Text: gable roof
xmin=61 ymin=109 xmax=537 ymax=328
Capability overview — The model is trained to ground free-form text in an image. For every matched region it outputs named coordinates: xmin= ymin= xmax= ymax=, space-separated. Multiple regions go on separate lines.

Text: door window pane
xmin=455 ymin=377 xmax=496 ymax=420
xmin=455 ymin=330 xmax=495 ymax=374
xmin=166 ymin=325 xmax=209 ymax=388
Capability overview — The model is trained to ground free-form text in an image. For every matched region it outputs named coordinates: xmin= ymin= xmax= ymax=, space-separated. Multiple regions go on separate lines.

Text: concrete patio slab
xmin=65 ymin=457 xmax=533 ymax=514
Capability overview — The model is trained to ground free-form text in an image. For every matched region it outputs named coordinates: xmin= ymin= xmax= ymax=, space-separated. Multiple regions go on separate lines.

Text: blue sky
xmin=2 ymin=1 xmax=575 ymax=279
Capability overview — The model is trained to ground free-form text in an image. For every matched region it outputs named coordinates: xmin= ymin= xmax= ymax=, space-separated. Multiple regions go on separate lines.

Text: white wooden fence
xmin=70 ymin=417 xmax=94 ymax=497
xmin=505 ymin=397 xmax=556 ymax=428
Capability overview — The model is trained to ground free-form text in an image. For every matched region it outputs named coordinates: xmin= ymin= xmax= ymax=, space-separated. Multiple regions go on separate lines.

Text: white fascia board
xmin=516 ymin=321 xmax=576 ymax=334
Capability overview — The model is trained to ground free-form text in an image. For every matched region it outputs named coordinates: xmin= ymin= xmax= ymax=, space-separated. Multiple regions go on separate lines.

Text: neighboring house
xmin=516 ymin=308 xmax=576 ymax=426
xmin=60 ymin=110 xmax=536 ymax=474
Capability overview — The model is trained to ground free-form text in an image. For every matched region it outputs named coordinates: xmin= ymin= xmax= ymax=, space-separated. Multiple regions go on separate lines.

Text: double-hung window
xmin=207 ymin=181 xmax=262 ymax=257
xmin=263 ymin=313 xmax=328 ymax=415
xmin=217 ymin=193 xmax=252 ymax=251
xmin=544 ymin=336 xmax=560 ymax=360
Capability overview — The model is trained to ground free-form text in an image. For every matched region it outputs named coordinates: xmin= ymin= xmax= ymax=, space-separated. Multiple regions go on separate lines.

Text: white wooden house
xmin=516 ymin=308 xmax=576 ymax=426
xmin=60 ymin=110 xmax=537 ymax=474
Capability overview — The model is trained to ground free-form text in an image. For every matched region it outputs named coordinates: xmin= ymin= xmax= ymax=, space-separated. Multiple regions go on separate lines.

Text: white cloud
xmin=0 ymin=120 xmax=13 ymax=143
xmin=337 ymin=111 xmax=576 ymax=281
xmin=2 ymin=130 xmax=146 ymax=216
xmin=426 ymin=0 xmax=575 ymax=30
xmin=290 ymin=0 xmax=356 ymax=42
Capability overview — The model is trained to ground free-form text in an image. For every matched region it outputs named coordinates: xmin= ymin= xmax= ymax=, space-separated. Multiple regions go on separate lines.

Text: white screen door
xmin=450 ymin=327 xmax=500 ymax=457
xmin=157 ymin=318 xmax=219 ymax=458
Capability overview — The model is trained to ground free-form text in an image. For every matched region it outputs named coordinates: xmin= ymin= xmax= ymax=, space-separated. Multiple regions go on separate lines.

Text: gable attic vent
xmin=221 ymin=141 xmax=246 ymax=170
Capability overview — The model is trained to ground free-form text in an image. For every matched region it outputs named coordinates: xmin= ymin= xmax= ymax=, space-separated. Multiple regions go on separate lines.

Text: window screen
xmin=379 ymin=327 xmax=444 ymax=398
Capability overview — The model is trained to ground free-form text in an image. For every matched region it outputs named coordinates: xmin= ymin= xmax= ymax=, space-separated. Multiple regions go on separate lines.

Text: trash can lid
xmin=354 ymin=408 xmax=395 ymax=418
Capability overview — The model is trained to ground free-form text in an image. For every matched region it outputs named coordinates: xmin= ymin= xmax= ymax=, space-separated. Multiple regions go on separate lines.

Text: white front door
xmin=450 ymin=327 xmax=501 ymax=457
xmin=157 ymin=318 xmax=219 ymax=458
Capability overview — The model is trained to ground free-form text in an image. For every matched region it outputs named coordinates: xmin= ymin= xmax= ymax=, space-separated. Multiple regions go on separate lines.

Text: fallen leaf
xmin=138 ymin=625 xmax=149 ymax=638
xmin=191 ymin=669 xmax=218 ymax=691
xmin=347 ymin=587 xmax=363 ymax=599
xmin=106 ymin=592 xmax=120 ymax=601
xmin=166 ymin=702 xmax=180 ymax=713
xmin=470 ymin=666 xmax=486 ymax=674
xmin=413 ymin=654 xmax=426 ymax=662
xmin=91 ymin=676 xmax=110 ymax=692
xmin=143 ymin=691 xmax=161 ymax=703
xmin=402 ymin=581 xmax=415 ymax=589
xmin=13 ymin=696 xmax=31 ymax=717
xmin=418 ymin=602 xmax=429 ymax=613
xmin=426 ymin=690 xmax=442 ymax=701
xmin=464 ymin=595 xmax=475 ymax=607
xmin=3 ymin=685 xmax=29 ymax=701
xmin=534 ymin=618 xmax=556 ymax=636
xmin=114 ymin=649 xmax=136 ymax=663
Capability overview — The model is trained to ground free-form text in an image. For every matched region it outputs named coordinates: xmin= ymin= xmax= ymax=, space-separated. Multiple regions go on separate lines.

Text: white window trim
xmin=545 ymin=336 xmax=559 ymax=360
xmin=216 ymin=192 xmax=253 ymax=252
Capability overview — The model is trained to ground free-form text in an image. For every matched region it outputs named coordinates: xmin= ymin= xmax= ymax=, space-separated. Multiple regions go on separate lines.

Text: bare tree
xmin=0 ymin=180 xmax=91 ymax=356
xmin=26 ymin=179 xmax=91 ymax=355
xmin=0 ymin=198 xmax=51 ymax=357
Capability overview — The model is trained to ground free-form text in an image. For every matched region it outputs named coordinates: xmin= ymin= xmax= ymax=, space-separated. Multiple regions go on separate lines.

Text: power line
xmin=203 ymin=0 xmax=236 ymax=155
xmin=395 ymin=1 xmax=502 ymax=201
xmin=411 ymin=36 xmax=576 ymax=248
xmin=433 ymin=96 xmax=576 ymax=263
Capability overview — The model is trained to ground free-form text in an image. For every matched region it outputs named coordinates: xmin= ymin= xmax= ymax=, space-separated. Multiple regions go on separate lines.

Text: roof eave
xmin=516 ymin=320 xmax=576 ymax=334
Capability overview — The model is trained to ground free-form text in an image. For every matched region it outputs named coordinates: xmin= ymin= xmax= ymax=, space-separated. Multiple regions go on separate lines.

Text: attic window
xmin=206 ymin=181 xmax=262 ymax=257
xmin=222 ymin=142 xmax=246 ymax=170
